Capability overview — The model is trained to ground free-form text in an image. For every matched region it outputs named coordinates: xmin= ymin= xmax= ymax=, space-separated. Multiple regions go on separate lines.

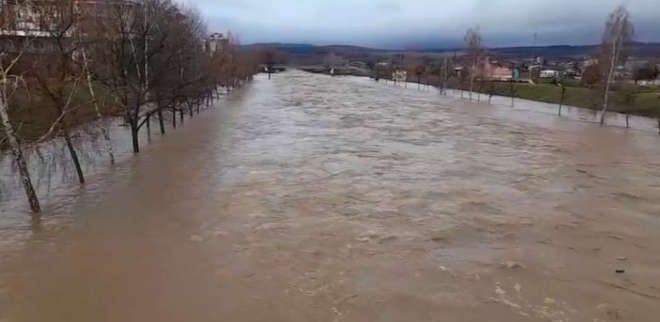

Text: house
xmin=539 ymin=69 xmax=560 ymax=79
xmin=480 ymin=57 xmax=514 ymax=81
xmin=582 ymin=58 xmax=598 ymax=69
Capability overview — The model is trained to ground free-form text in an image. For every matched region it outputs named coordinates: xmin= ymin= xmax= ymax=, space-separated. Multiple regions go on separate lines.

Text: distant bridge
xmin=260 ymin=65 xmax=287 ymax=73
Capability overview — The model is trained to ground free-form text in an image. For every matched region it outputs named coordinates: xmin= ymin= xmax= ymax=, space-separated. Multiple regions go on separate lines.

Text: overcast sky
xmin=186 ymin=0 xmax=659 ymax=48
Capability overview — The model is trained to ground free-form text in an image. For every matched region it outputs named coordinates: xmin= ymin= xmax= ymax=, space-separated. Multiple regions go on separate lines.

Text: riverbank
xmin=0 ymin=85 xmax=115 ymax=149
xmin=298 ymin=65 xmax=371 ymax=77
xmin=467 ymin=81 xmax=660 ymax=118
xmin=296 ymin=68 xmax=660 ymax=120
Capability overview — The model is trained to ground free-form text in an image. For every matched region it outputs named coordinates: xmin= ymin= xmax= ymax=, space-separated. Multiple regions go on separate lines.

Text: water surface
xmin=2 ymin=70 xmax=660 ymax=321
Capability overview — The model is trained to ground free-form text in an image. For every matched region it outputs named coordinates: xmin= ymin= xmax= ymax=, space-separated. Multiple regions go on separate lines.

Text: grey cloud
xmin=188 ymin=0 xmax=660 ymax=48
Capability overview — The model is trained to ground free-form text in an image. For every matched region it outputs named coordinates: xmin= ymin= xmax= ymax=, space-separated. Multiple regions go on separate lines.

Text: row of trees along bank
xmin=0 ymin=0 xmax=259 ymax=213
xmin=449 ymin=5 xmax=644 ymax=124
xmin=367 ymin=5 xmax=656 ymax=124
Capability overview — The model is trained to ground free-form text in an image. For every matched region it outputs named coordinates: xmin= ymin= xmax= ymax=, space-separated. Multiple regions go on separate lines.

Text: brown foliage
xmin=581 ymin=64 xmax=603 ymax=87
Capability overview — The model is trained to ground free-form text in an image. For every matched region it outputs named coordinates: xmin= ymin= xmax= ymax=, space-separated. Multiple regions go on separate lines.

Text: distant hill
xmin=242 ymin=43 xmax=392 ymax=56
xmin=243 ymin=42 xmax=660 ymax=60
xmin=487 ymin=42 xmax=660 ymax=58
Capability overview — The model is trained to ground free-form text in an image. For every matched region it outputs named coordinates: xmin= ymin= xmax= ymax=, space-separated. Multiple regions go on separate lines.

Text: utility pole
xmin=442 ymin=56 xmax=449 ymax=94
xmin=532 ymin=32 xmax=538 ymax=59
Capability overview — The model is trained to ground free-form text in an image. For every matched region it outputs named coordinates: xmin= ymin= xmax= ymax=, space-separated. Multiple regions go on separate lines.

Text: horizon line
xmin=240 ymin=41 xmax=660 ymax=51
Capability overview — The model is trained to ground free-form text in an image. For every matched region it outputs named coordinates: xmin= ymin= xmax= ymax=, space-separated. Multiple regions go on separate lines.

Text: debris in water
xmin=500 ymin=261 xmax=526 ymax=270
xmin=355 ymin=236 xmax=371 ymax=242
xmin=616 ymin=256 xmax=628 ymax=261
xmin=189 ymin=235 xmax=203 ymax=242
xmin=495 ymin=283 xmax=506 ymax=295
xmin=379 ymin=235 xmax=397 ymax=244
xmin=597 ymin=303 xmax=621 ymax=320
xmin=430 ymin=236 xmax=447 ymax=243
xmin=615 ymin=269 xmax=625 ymax=274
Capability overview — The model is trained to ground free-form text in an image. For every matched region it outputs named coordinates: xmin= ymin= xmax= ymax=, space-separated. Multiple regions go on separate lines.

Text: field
xmin=476 ymin=81 xmax=660 ymax=117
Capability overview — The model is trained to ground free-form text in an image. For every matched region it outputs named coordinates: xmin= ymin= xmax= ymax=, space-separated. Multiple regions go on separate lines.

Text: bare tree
xmin=29 ymin=0 xmax=87 ymax=184
xmin=403 ymin=53 xmax=425 ymax=89
xmin=78 ymin=41 xmax=115 ymax=164
xmin=87 ymin=0 xmax=188 ymax=153
xmin=600 ymin=5 xmax=634 ymax=125
xmin=0 ymin=52 xmax=40 ymax=212
xmin=441 ymin=57 xmax=450 ymax=94
xmin=464 ymin=27 xmax=483 ymax=101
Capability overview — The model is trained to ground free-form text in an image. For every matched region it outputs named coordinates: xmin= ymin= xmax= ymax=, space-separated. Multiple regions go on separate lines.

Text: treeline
xmin=368 ymin=5 xmax=657 ymax=121
xmin=0 ymin=0 xmax=259 ymax=213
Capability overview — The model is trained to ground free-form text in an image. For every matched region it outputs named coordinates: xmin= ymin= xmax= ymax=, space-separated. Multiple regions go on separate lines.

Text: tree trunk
xmin=469 ymin=62 xmax=476 ymax=101
xmin=601 ymin=32 xmax=620 ymax=125
xmin=130 ymin=121 xmax=140 ymax=153
xmin=171 ymin=106 xmax=177 ymax=129
xmin=82 ymin=49 xmax=114 ymax=164
xmin=146 ymin=113 xmax=151 ymax=139
xmin=179 ymin=108 xmax=184 ymax=124
xmin=477 ymin=81 xmax=483 ymax=103
xmin=189 ymin=102 xmax=193 ymax=117
xmin=0 ymin=99 xmax=40 ymax=212
xmin=510 ymin=81 xmax=515 ymax=107
xmin=157 ymin=108 xmax=165 ymax=135
xmin=559 ymin=87 xmax=565 ymax=116
xmin=62 ymin=129 xmax=85 ymax=184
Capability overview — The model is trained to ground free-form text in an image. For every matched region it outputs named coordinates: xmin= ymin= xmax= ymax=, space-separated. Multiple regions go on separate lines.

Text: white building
xmin=539 ymin=69 xmax=560 ymax=79
xmin=205 ymin=32 xmax=228 ymax=54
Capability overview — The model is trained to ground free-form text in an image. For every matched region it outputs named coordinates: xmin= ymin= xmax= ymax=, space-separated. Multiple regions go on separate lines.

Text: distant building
xmin=205 ymin=32 xmax=228 ymax=55
xmin=480 ymin=57 xmax=515 ymax=81
xmin=348 ymin=61 xmax=367 ymax=69
xmin=392 ymin=69 xmax=407 ymax=83
xmin=0 ymin=0 xmax=143 ymax=54
xmin=582 ymin=58 xmax=599 ymax=69
xmin=539 ymin=69 xmax=561 ymax=79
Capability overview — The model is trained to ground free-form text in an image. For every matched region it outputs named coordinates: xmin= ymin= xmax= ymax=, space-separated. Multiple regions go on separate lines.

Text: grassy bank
xmin=1 ymin=84 xmax=117 ymax=148
xmin=465 ymin=81 xmax=660 ymax=118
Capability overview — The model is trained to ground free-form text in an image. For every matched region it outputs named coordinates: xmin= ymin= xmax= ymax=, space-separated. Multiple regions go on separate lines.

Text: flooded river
xmin=2 ymin=70 xmax=660 ymax=321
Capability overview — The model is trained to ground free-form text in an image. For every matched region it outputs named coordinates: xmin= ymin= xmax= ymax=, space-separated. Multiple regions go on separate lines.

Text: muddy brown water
xmin=2 ymin=70 xmax=660 ymax=321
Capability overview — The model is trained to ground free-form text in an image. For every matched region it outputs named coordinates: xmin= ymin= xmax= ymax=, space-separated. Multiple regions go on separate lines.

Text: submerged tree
xmin=85 ymin=0 xmax=226 ymax=153
xmin=30 ymin=0 xmax=87 ymax=184
xmin=0 ymin=0 xmax=258 ymax=212
xmin=599 ymin=5 xmax=634 ymax=125
xmin=464 ymin=27 xmax=483 ymax=101
xmin=0 ymin=52 xmax=41 ymax=213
